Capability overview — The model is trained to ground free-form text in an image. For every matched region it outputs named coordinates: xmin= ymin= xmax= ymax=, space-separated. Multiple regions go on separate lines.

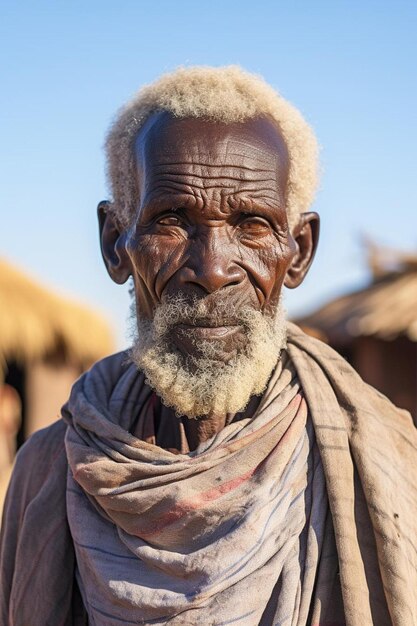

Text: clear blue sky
xmin=1 ymin=1 xmax=416 ymax=347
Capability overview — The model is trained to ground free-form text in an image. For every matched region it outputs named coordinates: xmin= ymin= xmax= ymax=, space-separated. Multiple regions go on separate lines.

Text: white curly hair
xmin=105 ymin=65 xmax=319 ymax=228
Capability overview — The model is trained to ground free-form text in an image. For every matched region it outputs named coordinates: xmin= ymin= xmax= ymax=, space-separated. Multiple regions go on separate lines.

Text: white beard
xmin=129 ymin=295 xmax=287 ymax=418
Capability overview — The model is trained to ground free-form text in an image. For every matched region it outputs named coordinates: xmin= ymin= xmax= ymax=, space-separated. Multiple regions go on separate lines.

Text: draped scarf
xmin=63 ymin=353 xmax=329 ymax=625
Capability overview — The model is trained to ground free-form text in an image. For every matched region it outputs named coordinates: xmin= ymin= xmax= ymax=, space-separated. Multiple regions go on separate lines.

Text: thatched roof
xmin=0 ymin=258 xmax=114 ymax=371
xmin=296 ymin=244 xmax=417 ymax=345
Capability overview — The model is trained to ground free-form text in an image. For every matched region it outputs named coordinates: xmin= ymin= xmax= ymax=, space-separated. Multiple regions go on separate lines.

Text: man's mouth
xmin=168 ymin=321 xmax=246 ymax=362
xmin=175 ymin=323 xmax=243 ymax=340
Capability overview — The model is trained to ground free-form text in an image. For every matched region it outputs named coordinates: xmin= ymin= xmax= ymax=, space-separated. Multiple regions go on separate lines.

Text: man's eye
xmin=157 ymin=214 xmax=182 ymax=226
xmin=239 ymin=218 xmax=271 ymax=234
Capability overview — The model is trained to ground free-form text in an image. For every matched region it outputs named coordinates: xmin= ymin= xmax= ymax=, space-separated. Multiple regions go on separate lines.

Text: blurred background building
xmin=296 ymin=242 xmax=417 ymax=424
xmin=0 ymin=258 xmax=113 ymax=515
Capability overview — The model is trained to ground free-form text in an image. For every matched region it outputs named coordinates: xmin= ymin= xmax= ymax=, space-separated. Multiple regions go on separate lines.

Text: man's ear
xmin=97 ymin=201 xmax=131 ymax=284
xmin=284 ymin=212 xmax=320 ymax=289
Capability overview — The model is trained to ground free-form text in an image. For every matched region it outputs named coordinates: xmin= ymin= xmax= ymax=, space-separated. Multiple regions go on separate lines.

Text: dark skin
xmin=99 ymin=112 xmax=319 ymax=448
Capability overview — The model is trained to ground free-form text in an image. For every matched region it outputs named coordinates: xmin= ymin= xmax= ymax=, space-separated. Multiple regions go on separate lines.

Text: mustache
xmin=152 ymin=295 xmax=258 ymax=335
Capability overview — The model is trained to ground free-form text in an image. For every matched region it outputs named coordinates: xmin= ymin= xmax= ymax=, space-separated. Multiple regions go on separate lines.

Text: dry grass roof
xmin=0 ymin=258 xmax=114 ymax=371
xmin=296 ymin=244 xmax=417 ymax=345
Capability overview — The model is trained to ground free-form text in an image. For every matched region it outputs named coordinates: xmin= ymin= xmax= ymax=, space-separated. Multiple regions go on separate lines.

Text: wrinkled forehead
xmin=133 ymin=111 xmax=290 ymax=182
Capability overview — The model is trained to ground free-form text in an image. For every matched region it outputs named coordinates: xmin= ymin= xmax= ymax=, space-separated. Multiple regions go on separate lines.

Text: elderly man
xmin=1 ymin=67 xmax=416 ymax=626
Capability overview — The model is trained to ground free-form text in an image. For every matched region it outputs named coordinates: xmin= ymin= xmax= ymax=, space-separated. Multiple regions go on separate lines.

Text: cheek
xmin=237 ymin=237 xmax=294 ymax=307
xmin=127 ymin=233 xmax=187 ymax=304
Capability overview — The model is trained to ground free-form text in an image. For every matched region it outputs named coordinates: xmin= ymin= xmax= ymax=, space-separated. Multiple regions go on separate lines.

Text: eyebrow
xmin=139 ymin=192 xmax=198 ymax=220
xmin=139 ymin=189 xmax=285 ymax=226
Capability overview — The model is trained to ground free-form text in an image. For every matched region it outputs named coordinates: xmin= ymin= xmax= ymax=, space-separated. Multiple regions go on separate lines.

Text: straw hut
xmin=0 ymin=257 xmax=114 ymax=444
xmin=296 ymin=243 xmax=417 ymax=422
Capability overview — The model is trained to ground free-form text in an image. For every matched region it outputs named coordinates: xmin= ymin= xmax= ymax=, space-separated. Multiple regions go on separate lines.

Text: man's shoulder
xmin=17 ymin=418 xmax=67 ymax=464
xmin=0 ymin=421 xmax=80 ymax=625
xmin=8 ymin=419 xmax=68 ymax=507
xmin=287 ymin=321 xmax=416 ymax=435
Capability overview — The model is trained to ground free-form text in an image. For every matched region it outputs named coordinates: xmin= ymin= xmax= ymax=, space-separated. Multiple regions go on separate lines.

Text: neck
xmin=182 ymin=414 xmax=227 ymax=451
xmin=181 ymin=393 xmax=262 ymax=451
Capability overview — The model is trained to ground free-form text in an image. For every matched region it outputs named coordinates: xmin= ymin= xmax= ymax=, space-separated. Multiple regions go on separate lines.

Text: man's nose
xmin=178 ymin=230 xmax=246 ymax=294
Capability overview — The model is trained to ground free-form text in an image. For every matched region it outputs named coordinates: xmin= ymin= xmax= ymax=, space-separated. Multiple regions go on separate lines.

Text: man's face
xmin=126 ymin=112 xmax=296 ymax=360
xmin=100 ymin=112 xmax=318 ymax=416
